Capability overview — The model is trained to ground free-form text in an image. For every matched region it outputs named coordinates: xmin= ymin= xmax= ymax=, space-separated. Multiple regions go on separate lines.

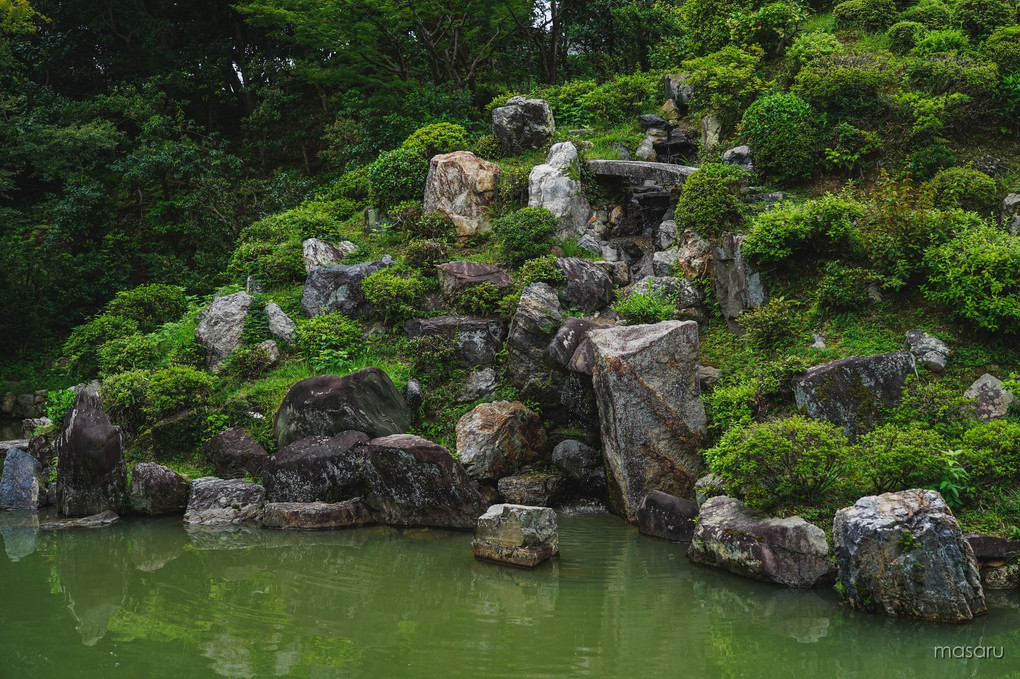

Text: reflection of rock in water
xmin=202 ymin=631 xmax=255 ymax=678
xmin=0 ymin=510 xmax=39 ymax=561
xmin=127 ymin=519 xmax=189 ymax=572
xmin=186 ymin=524 xmax=266 ymax=551
xmin=56 ymin=528 xmax=126 ymax=646
xmin=762 ymin=589 xmax=835 ymax=643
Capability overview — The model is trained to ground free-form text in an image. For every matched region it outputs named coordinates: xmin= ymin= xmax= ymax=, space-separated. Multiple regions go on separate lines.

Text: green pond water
xmin=1 ymin=509 xmax=1019 ymax=678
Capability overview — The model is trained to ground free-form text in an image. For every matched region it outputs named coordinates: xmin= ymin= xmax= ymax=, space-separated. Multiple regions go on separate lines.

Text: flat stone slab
xmin=261 ymin=498 xmax=372 ymax=529
xmin=39 ymin=510 xmax=120 ymax=530
xmin=584 ymin=159 xmax=697 ymax=186
xmin=472 ymin=503 xmax=559 ymax=568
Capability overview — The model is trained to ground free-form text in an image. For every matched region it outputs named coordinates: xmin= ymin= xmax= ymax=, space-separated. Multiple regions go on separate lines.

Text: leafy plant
xmin=925 ymin=166 xmax=1000 ymax=215
xmin=743 ymin=193 xmax=864 ymax=266
xmin=740 ymin=93 xmax=821 ymax=184
xmin=673 ymin=163 xmax=746 ymax=236
xmin=362 ymin=266 xmax=430 ymax=324
xmin=491 ymin=207 xmax=558 ymax=266
xmin=145 ymin=366 xmax=214 ymax=419
xmin=367 ymin=147 xmax=430 ymax=210
xmin=611 ymin=287 xmax=676 ymax=324
xmin=44 ymin=388 xmax=76 ymax=428
xmin=401 ymin=122 xmax=468 ymax=158
xmin=854 ymin=424 xmax=948 ymax=493
xmin=295 ymin=313 xmax=366 ymax=364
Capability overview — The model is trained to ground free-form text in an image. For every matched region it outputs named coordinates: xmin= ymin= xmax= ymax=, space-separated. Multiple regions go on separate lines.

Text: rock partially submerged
xmin=39 ymin=510 xmax=120 ymax=530
xmin=688 ymin=496 xmax=834 ymax=588
xmin=128 ymin=463 xmax=189 ymax=515
xmin=0 ymin=448 xmax=42 ymax=511
xmin=472 ymin=504 xmax=559 ymax=568
xmin=263 ymin=430 xmax=370 ymax=503
xmin=636 ymin=491 xmax=698 ymax=542
xmin=261 ymin=498 xmax=372 ymax=530
xmin=55 ymin=386 xmax=127 ymax=517
xmin=183 ymin=478 xmax=266 ymax=526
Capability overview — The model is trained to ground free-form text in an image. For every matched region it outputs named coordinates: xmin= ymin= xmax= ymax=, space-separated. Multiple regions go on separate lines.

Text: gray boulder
xmin=505 ymin=283 xmax=566 ymax=414
xmin=833 ymin=489 xmax=986 ymax=622
xmin=405 ymin=315 xmax=506 ymax=367
xmin=301 ymin=256 xmax=395 ymax=317
xmin=491 ymin=96 xmax=555 ymax=152
xmin=528 ymin=143 xmax=592 ymax=238
xmin=544 ymin=317 xmax=600 ymax=370
xmin=128 ymin=463 xmax=189 ymax=515
xmin=263 ymin=430 xmax=370 ymax=503
xmin=265 ymin=302 xmax=297 ymax=344
xmin=637 ymin=490 xmax=698 ymax=542
xmin=203 ymin=427 xmax=268 ymax=479
xmin=457 ymin=368 xmax=498 ymax=404
xmin=423 ymin=151 xmax=502 ymax=239
xmin=362 ymin=434 xmax=488 ymax=529
xmin=663 ymin=73 xmax=693 ymax=106
xmin=273 ymin=368 xmax=409 ymax=449
xmin=194 ymin=290 xmax=253 ymax=371
xmin=497 ymin=470 xmax=565 ymax=507
xmin=589 ymin=321 xmax=706 ymax=522
xmin=0 ymin=449 xmax=41 ymax=511
xmin=792 ymin=352 xmax=916 ymax=437
xmin=183 ymin=477 xmax=266 ymax=526
xmin=436 ymin=261 xmax=514 ymax=299
xmin=964 ymin=373 xmax=1016 ymax=421
xmin=455 ymin=401 xmax=547 ymax=482
xmin=302 ymin=237 xmax=357 ymax=271
xmin=904 ymin=329 xmax=950 ymax=372
xmin=261 ymin=498 xmax=372 ymax=530
xmin=689 ymin=496 xmax=835 ymax=588
xmin=472 ymin=504 xmax=559 ymax=567
xmin=1002 ymin=193 xmax=1020 ymax=235
xmin=714 ymin=232 xmax=766 ymax=335
xmin=722 ymin=145 xmax=753 ymax=173
xmin=55 ymin=386 xmax=126 ymax=517
xmin=551 ymin=440 xmax=604 ymax=486
xmin=556 ymin=257 xmax=614 ymax=312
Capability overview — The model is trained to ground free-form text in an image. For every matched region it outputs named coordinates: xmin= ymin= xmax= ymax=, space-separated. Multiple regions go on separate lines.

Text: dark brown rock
xmin=405 ymin=315 xmax=507 ymax=367
xmin=966 ymin=533 xmax=1020 ymax=561
xmin=497 ymin=470 xmax=565 ymax=506
xmin=55 ymin=386 xmax=127 ymax=517
xmin=544 ymin=318 xmax=600 ymax=369
xmin=436 ymin=261 xmax=513 ymax=299
xmin=263 ymin=430 xmax=371 ymax=503
xmin=128 ymin=463 xmax=189 ymax=515
xmin=555 ymin=257 xmax=614 ymax=312
xmin=637 ymin=490 xmax=698 ymax=542
xmin=261 ymin=498 xmax=373 ymax=529
xmin=203 ymin=427 xmax=269 ymax=479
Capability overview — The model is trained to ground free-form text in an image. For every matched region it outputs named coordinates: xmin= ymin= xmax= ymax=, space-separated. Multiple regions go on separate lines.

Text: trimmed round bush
xmin=854 ymin=424 xmax=948 ymax=493
xmin=611 ymin=287 xmax=676 ymax=325
xmin=833 ymin=0 xmax=898 ymax=32
xmin=888 ymin=20 xmax=928 ymax=53
xmin=62 ymin=314 xmax=140 ymax=381
xmin=959 ymin=420 xmax=1020 ymax=483
xmin=926 ymin=167 xmax=999 ymax=214
xmin=517 ymin=255 xmax=567 ymax=288
xmin=908 ymin=143 xmax=957 ymax=180
xmin=404 ymin=239 xmax=448 ymax=275
xmin=983 ymin=26 xmax=1020 ymax=70
xmin=362 ymin=266 xmax=429 ymax=324
xmin=900 ymin=0 xmax=953 ymax=29
xmin=705 ymin=415 xmax=852 ymax=511
xmin=793 ymin=53 xmax=895 ymax=116
xmin=97 ymin=332 xmax=162 ymax=377
xmin=401 ymin=122 xmax=469 ymax=158
xmin=367 ymin=148 xmax=430 ymax=210
xmin=145 ymin=366 xmax=214 ymax=419
xmin=815 ymin=262 xmax=874 ymax=312
xmin=673 ymin=163 xmax=746 ymax=236
xmin=740 ymin=93 xmax=821 ymax=184
xmin=911 ymin=28 xmax=973 ymax=55
xmin=788 ymin=31 xmax=844 ymax=66
xmin=743 ymin=194 xmax=864 ymax=266
xmin=491 ymin=207 xmax=558 ymax=266
xmin=105 ymin=284 xmax=188 ymax=332
xmin=953 ymin=0 xmax=1017 ymax=42
xmin=100 ymin=369 xmax=152 ymax=432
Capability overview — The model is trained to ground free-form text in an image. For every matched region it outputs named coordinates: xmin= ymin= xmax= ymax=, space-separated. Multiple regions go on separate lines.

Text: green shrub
xmin=367 ymin=148 xmax=430 ymax=210
xmin=329 ymin=166 xmax=372 ymax=204
xmin=362 ymin=267 xmax=429 ymax=324
xmin=295 ymin=312 xmax=366 ymax=362
xmin=925 ymin=166 xmax=999 ymax=214
xmin=679 ymin=0 xmax=756 ymax=55
xmin=406 ymin=335 xmax=458 ymax=386
xmin=492 ymin=207 xmax=558 ymax=266
xmin=815 ymin=262 xmax=874 ymax=312
xmin=228 ymin=226 xmax=305 ymax=287
xmin=146 ymin=366 xmax=214 ymax=419
xmin=959 ymin=420 xmax=1020 ymax=483
xmin=673 ymin=163 xmax=746 ymax=235
xmin=886 ymin=376 xmax=977 ymax=440
xmin=241 ymin=299 xmax=272 ymax=346
xmin=105 ymin=284 xmax=187 ymax=333
xmin=492 ymin=166 xmax=531 ymax=218
xmin=100 ymin=370 xmax=151 ymax=432
xmin=833 ymin=0 xmax=898 ymax=31
xmin=793 ymin=53 xmax=895 ymax=116
xmin=823 ymin=122 xmax=882 ymax=175
xmin=889 ymin=20 xmax=928 ymax=53
xmin=739 ymin=297 xmax=803 ymax=350
xmin=727 ymin=2 xmax=810 ymax=55
xmin=983 ymin=26 xmax=1020 ymax=70
xmin=44 ymin=388 xmax=76 ymax=429
xmin=413 ymin=212 xmax=455 ymax=241
xmin=706 ymin=416 xmax=852 ymax=511
xmin=740 ymin=94 xmax=821 ymax=185
xmin=97 ymin=332 xmax=163 ymax=377
xmin=472 ymin=133 xmax=503 ymax=160
xmin=924 ymin=222 xmax=1020 ymax=333
xmin=517 ymin=255 xmax=567 ymax=288
xmin=788 ymin=31 xmax=844 ymax=66
xmin=907 ymin=143 xmax=957 ymax=180
xmin=452 ymin=281 xmax=505 ymax=317
xmin=578 ymin=72 xmax=663 ymax=125
xmin=743 ymin=194 xmax=864 ymax=266
xmin=404 ymin=240 xmax=449 ymax=275
xmin=62 ymin=314 xmax=140 ymax=381
xmin=900 ymin=0 xmax=953 ymax=29
xmin=611 ymin=287 xmax=676 ymax=324
xmin=911 ymin=28 xmax=973 ymax=55
xmin=953 ymin=0 xmax=1017 ymax=41
xmin=683 ymin=45 xmax=765 ymax=127
xmin=401 ymin=122 xmax=468 ymax=158
xmin=228 ymin=344 xmax=275 ymax=382
xmin=389 ymin=200 xmax=423 ymax=236
xmin=855 ymin=424 xmax=949 ymax=492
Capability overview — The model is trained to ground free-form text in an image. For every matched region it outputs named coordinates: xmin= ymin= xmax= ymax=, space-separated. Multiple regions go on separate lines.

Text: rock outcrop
xmin=302 ymin=238 xmax=357 ymax=271
xmin=555 ymin=257 xmax=614 ymax=312
xmin=183 ymin=477 xmax=266 ymax=526
xmin=0 ymin=448 xmax=42 ymax=511
xmin=194 ymin=290 xmax=253 ymax=371
xmin=714 ymin=232 xmax=765 ymax=334
xmin=904 ymin=329 xmax=950 ymax=372
xmin=505 ymin=283 xmax=567 ymax=416
xmin=405 ymin=316 xmax=506 ymax=367
xmin=265 ymin=302 xmax=297 ymax=344
xmin=528 ymin=142 xmax=591 ymax=238
xmin=497 ymin=470 xmax=565 ymax=507
xmin=636 ymin=490 xmax=698 ymax=542
xmin=472 ymin=504 xmax=559 ymax=567
xmin=491 ymin=96 xmax=555 ymax=151
xmin=55 ymin=386 xmax=127 ymax=517
xmin=964 ymin=373 xmax=1016 ymax=421
xmin=455 ymin=401 xmax=546 ymax=482
xmin=202 ymin=427 xmax=269 ymax=480
xmin=301 ymin=256 xmax=395 ymax=317
xmin=436 ymin=261 xmax=514 ymax=300
xmin=263 ymin=430 xmax=370 ymax=503
xmin=128 ymin=463 xmax=189 ymax=515
xmin=423 ymin=151 xmax=501 ymax=239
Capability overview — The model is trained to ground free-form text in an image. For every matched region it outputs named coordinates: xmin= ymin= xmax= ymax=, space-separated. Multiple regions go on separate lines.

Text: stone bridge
xmin=584 ymin=160 xmax=698 ymax=187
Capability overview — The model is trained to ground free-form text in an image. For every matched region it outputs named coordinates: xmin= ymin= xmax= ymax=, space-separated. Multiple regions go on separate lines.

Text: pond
xmin=1 ymin=509 xmax=1018 ymax=678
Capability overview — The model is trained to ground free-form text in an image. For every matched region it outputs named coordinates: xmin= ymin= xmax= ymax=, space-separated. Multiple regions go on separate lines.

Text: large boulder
xmin=528 ymin=143 xmax=592 ymax=238
xmin=300 ymin=256 xmax=395 ymax=317
xmin=362 ymin=434 xmax=488 ymax=529
xmin=55 ymin=386 xmax=127 ymax=517
xmin=405 ymin=316 xmax=506 ymax=367
xmin=713 ymin=232 xmax=766 ymax=335
xmin=964 ymin=373 xmax=1016 ymax=421
xmin=550 ymin=439 xmax=605 ymax=488
xmin=202 ymin=427 xmax=269 ymax=479
xmin=302 ymin=238 xmax=357 ymax=271
xmin=589 ymin=321 xmax=706 ymax=522
xmin=904 ymin=329 xmax=950 ymax=372
xmin=265 ymin=302 xmax=297 ymax=344
xmin=273 ymin=368 xmax=409 ymax=449
xmin=0 ymin=448 xmax=42 ymax=511
xmin=472 ymin=504 xmax=559 ymax=568
xmin=194 ymin=290 xmax=253 ymax=371
xmin=457 ymin=368 xmax=498 ymax=403
xmin=637 ymin=491 xmax=698 ymax=542
xmin=455 ymin=401 xmax=547 ymax=482
xmin=263 ymin=430 xmax=370 ymax=503
xmin=791 ymin=352 xmax=916 ymax=437
xmin=423 ymin=151 xmax=501 ymax=239
xmin=497 ymin=470 xmax=565 ymax=507
xmin=833 ymin=489 xmax=986 ymax=622
xmin=436 ymin=261 xmax=513 ymax=300
xmin=182 ymin=477 xmax=266 ymax=526
xmin=491 ymin=96 xmax=555 ymax=152
xmin=555 ymin=257 xmax=614 ymax=312
xmin=688 ymin=496 xmax=834 ymax=587
xmin=128 ymin=463 xmax=189 ymax=515
xmin=505 ymin=283 xmax=566 ymax=415
xmin=261 ymin=498 xmax=372 ymax=530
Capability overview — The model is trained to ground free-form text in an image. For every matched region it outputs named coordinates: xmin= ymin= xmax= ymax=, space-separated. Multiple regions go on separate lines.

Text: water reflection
xmin=0 ymin=510 xmax=39 ymax=561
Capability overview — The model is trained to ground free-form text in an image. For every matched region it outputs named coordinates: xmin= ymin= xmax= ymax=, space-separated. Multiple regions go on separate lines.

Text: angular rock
xmin=472 ymin=504 xmax=559 ymax=567
xmin=722 ymin=145 xmax=753 ymax=173
xmin=701 ymin=113 xmax=722 ymax=149
xmin=529 ymin=143 xmax=592 ymax=238
xmin=194 ymin=290 xmax=253 ymax=371
xmin=55 ymin=386 xmax=126 ymax=517
xmin=300 ymin=256 xmax=395 ymax=318
xmin=255 ymin=339 xmax=280 ymax=366
xmin=39 ymin=510 xmax=120 ymax=530
xmin=544 ymin=318 xmax=600 ymax=369
xmin=833 ymin=489 xmax=986 ymax=622
xmin=551 ymin=440 xmax=604 ymax=485
xmin=964 ymin=373 xmax=1016 ymax=421
xmin=404 ymin=379 xmax=423 ymax=412
xmin=497 ymin=470 xmax=565 ymax=507
xmin=457 ymin=368 xmax=498 ymax=404
xmin=904 ymin=329 xmax=950 ymax=372
xmin=263 ymin=430 xmax=370 ymax=503
xmin=576 ymin=233 xmax=601 ymax=254
xmin=491 ymin=96 xmax=555 ymax=152
xmin=637 ymin=491 xmax=699 ymax=542
xmin=436 ymin=261 xmax=514 ymax=299
xmin=714 ymin=232 xmax=766 ymax=334
xmin=698 ymin=365 xmax=722 ymax=391
xmin=265 ymin=302 xmax=297 ymax=344
xmin=423 ymin=151 xmax=501 ymax=239
xmin=965 ymin=533 xmax=1020 ymax=561
xmin=405 ymin=315 xmax=506 ymax=367
xmin=261 ymin=498 xmax=372 ymax=530
xmin=633 ymin=276 xmax=704 ymax=310
xmin=203 ymin=427 xmax=269 ymax=480
xmin=0 ymin=449 xmax=41 ymax=511
xmin=362 ymin=434 xmax=488 ymax=529
xmin=694 ymin=473 xmax=726 ymax=507
xmin=505 ymin=283 xmax=566 ymax=415
xmin=1002 ymin=192 xmax=1020 ymax=235
xmin=183 ymin=477 xmax=266 ymax=526
xmin=689 ymin=496 xmax=835 ymax=587
xmin=456 ymin=401 xmax=546 ymax=482
xmin=556 ymin=257 xmax=614 ymax=312
xmin=21 ymin=417 xmax=51 ymax=439
xmin=302 ymin=238 xmax=357 ymax=271
xmin=128 ymin=463 xmax=189 ymax=515
xmin=664 ymin=73 xmax=693 ymax=106
xmin=673 ymin=229 xmax=713 ymax=278
xmin=792 ymin=353 xmax=917 ymax=437
xmin=273 ymin=368 xmax=409 ymax=449
xmin=589 ymin=321 xmax=706 ymax=521
xmin=981 ymin=563 xmax=1019 ymax=590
